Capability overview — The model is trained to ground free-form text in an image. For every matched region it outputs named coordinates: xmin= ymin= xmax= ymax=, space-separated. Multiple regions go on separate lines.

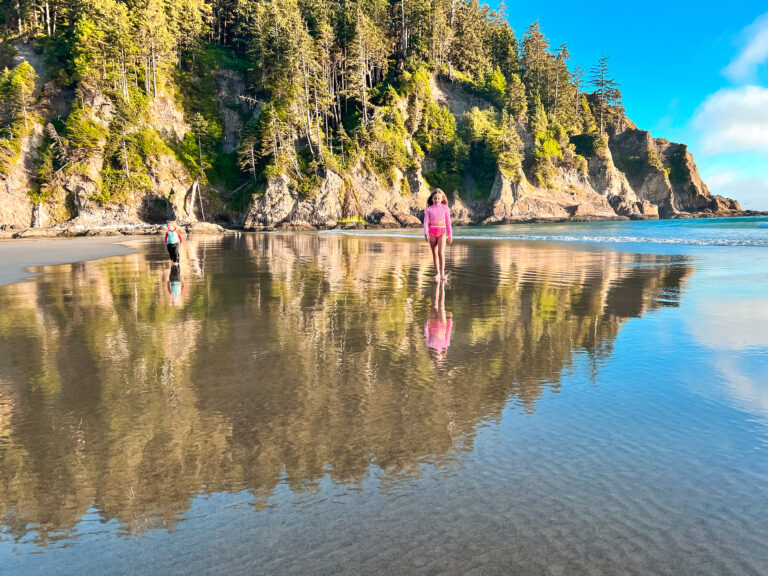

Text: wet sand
xmin=1 ymin=230 xmax=767 ymax=574
xmin=0 ymin=237 xmax=140 ymax=285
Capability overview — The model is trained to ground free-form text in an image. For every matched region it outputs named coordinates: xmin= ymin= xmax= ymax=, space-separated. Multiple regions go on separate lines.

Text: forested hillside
xmin=0 ymin=0 xmax=741 ymax=232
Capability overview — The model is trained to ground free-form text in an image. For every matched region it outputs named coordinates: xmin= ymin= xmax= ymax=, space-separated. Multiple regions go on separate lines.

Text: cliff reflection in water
xmin=0 ymin=234 xmax=691 ymax=544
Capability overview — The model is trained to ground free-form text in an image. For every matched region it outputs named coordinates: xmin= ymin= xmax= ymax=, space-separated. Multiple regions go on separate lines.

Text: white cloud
xmin=691 ymin=300 xmax=768 ymax=350
xmin=694 ymin=85 xmax=768 ymax=154
xmin=724 ymin=13 xmax=768 ymax=81
xmin=703 ymin=169 xmax=768 ymax=210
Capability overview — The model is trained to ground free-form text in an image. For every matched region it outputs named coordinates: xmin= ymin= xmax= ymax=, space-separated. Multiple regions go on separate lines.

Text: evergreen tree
xmin=589 ymin=55 xmax=621 ymax=135
xmin=520 ymin=22 xmax=551 ymax=108
xmin=451 ymin=0 xmax=492 ymax=82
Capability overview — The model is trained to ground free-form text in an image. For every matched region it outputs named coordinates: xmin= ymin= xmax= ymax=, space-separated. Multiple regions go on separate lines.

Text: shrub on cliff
xmin=0 ymin=61 xmax=37 ymax=176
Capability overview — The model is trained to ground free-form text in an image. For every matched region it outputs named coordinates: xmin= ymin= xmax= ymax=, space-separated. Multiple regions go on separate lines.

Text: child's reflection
xmin=425 ymin=281 xmax=453 ymax=360
xmin=167 ymin=265 xmax=185 ymax=306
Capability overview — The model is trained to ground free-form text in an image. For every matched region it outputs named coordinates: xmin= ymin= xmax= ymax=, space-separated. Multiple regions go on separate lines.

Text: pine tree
xmin=589 ymin=56 xmax=621 ymax=135
xmin=451 ymin=0 xmax=492 ymax=82
xmin=520 ymin=22 xmax=551 ymax=108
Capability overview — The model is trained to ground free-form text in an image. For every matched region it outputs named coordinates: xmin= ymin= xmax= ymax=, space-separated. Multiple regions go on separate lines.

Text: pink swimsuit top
xmin=423 ymin=204 xmax=452 ymax=238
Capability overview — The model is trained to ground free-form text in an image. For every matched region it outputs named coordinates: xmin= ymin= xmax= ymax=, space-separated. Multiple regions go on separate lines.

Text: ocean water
xmin=1 ymin=218 xmax=767 ymax=575
xmin=327 ymin=215 xmax=768 ymax=248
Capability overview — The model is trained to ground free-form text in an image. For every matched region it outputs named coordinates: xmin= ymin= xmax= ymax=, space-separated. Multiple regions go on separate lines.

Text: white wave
xmin=323 ymin=230 xmax=768 ymax=247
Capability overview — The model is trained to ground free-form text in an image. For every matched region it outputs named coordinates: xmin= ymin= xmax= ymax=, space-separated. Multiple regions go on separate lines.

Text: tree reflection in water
xmin=0 ymin=234 xmax=691 ymax=544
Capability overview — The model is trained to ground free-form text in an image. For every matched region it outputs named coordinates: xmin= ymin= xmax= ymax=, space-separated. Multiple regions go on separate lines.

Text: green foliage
xmin=613 ymin=154 xmax=646 ymax=179
xmin=461 ymin=107 xmax=501 ymax=196
xmin=403 ymin=65 xmax=432 ymax=100
xmin=451 ymin=0 xmax=494 ymax=82
xmin=415 ymin=101 xmax=456 ymax=153
xmin=570 ymin=134 xmax=602 ymax=157
xmin=539 ymin=134 xmax=562 ymax=158
xmin=532 ymin=130 xmax=563 ymax=188
xmin=0 ymin=0 xmax=635 ymax=215
xmin=506 ymin=73 xmax=527 ymax=119
xmin=483 ymin=67 xmax=506 ymax=108
xmin=31 ymin=134 xmax=57 ymax=204
xmin=400 ymin=175 xmax=411 ymax=196
xmin=363 ymin=107 xmax=414 ymax=184
xmin=0 ymin=135 xmax=21 ymax=177
xmin=571 ymin=153 xmax=588 ymax=174
xmin=96 ymin=165 xmax=151 ymax=205
xmin=647 ymin=146 xmax=663 ymax=170
xmin=667 ymin=149 xmax=690 ymax=184
xmin=0 ymin=61 xmax=37 ymax=176
xmin=424 ymin=171 xmax=465 ymax=196
xmin=498 ymin=110 xmax=523 ymax=178
xmin=0 ymin=42 xmax=17 ymax=71
xmin=201 ymin=44 xmax=249 ymax=74
xmin=64 ymin=108 xmax=103 ymax=154
xmin=528 ymin=93 xmax=548 ymax=135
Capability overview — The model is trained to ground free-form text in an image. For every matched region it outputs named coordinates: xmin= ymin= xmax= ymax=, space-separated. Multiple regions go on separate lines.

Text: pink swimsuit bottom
xmin=428 ymin=222 xmax=446 ymax=237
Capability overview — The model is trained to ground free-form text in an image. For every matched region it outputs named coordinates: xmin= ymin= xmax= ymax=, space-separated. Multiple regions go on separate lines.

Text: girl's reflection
xmin=167 ymin=265 xmax=185 ymax=306
xmin=425 ymin=281 xmax=453 ymax=360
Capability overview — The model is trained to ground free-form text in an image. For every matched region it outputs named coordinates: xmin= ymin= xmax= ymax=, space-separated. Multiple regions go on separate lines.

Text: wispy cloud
xmin=694 ymin=85 xmax=768 ymax=154
xmin=703 ymin=169 xmax=768 ymax=209
xmin=724 ymin=13 xmax=768 ymax=81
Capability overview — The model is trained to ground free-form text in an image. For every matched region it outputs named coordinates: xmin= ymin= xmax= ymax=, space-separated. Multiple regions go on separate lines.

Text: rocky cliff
xmin=0 ymin=46 xmax=743 ymax=236
xmin=242 ymin=77 xmax=741 ymax=231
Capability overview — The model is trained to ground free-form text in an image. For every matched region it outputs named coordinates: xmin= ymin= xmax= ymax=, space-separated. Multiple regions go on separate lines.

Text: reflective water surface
xmin=1 ymin=233 xmax=767 ymax=575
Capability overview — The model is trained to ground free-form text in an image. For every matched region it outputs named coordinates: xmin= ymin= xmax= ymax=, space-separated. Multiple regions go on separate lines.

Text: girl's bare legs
xmin=429 ymin=235 xmax=440 ymax=280
xmin=438 ymin=281 xmax=445 ymax=320
xmin=437 ymin=234 xmax=447 ymax=280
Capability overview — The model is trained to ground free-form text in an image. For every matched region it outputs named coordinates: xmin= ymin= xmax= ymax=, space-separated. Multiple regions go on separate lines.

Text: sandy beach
xmin=0 ymin=237 xmax=140 ymax=286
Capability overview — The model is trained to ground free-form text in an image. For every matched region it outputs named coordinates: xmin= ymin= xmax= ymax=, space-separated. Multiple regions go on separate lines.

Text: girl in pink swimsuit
xmin=423 ymin=188 xmax=453 ymax=281
xmin=425 ymin=281 xmax=453 ymax=360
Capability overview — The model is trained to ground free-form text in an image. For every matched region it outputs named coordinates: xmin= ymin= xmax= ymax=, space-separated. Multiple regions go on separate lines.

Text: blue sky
xmin=489 ymin=1 xmax=768 ymax=209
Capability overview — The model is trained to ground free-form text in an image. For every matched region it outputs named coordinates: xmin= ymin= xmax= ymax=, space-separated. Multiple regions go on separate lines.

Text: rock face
xmin=214 ymin=69 xmax=251 ymax=154
xmin=244 ymin=173 xmax=343 ymax=229
xmin=243 ymin=167 xmax=432 ymax=230
xmin=587 ymin=146 xmax=658 ymax=219
xmin=609 ymin=129 xmax=740 ymax=218
xmin=0 ymin=126 xmax=42 ymax=228
xmin=483 ymin=166 xmax=618 ymax=224
xmin=240 ymin=103 xmax=740 ymax=230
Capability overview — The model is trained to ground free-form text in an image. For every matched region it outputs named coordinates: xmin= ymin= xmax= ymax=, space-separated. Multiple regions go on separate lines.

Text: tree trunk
xmin=400 ymin=0 xmax=407 ymax=66
xmin=20 ymin=86 xmax=29 ymax=130
xmin=198 ymin=183 xmax=205 ymax=221
xmin=151 ymin=45 xmax=158 ymax=99
xmin=122 ymin=136 xmax=130 ymax=177
xmin=189 ymin=180 xmax=198 ymax=220
xmin=144 ymin=58 xmax=151 ymax=94
xmin=300 ymin=54 xmax=315 ymax=156
xmin=197 ymin=133 xmax=204 ymax=178
xmin=357 ymin=11 xmax=368 ymax=126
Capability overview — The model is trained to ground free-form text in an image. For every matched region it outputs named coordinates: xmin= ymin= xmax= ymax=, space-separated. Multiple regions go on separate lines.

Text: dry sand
xmin=0 ymin=237 xmax=141 ymax=285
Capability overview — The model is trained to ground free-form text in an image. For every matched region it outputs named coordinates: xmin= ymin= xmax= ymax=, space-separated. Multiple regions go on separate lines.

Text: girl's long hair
xmin=427 ymin=188 xmax=448 ymax=206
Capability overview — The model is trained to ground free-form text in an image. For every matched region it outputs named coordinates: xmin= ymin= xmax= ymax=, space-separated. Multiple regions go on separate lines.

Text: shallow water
xmin=1 ymin=225 xmax=767 ymax=575
xmin=330 ymin=215 xmax=768 ymax=247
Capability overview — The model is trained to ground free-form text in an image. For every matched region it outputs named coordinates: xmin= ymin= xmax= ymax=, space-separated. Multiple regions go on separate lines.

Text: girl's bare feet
xmin=441 ymin=275 xmax=447 ymax=282
xmin=434 ymin=274 xmax=441 ymax=281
